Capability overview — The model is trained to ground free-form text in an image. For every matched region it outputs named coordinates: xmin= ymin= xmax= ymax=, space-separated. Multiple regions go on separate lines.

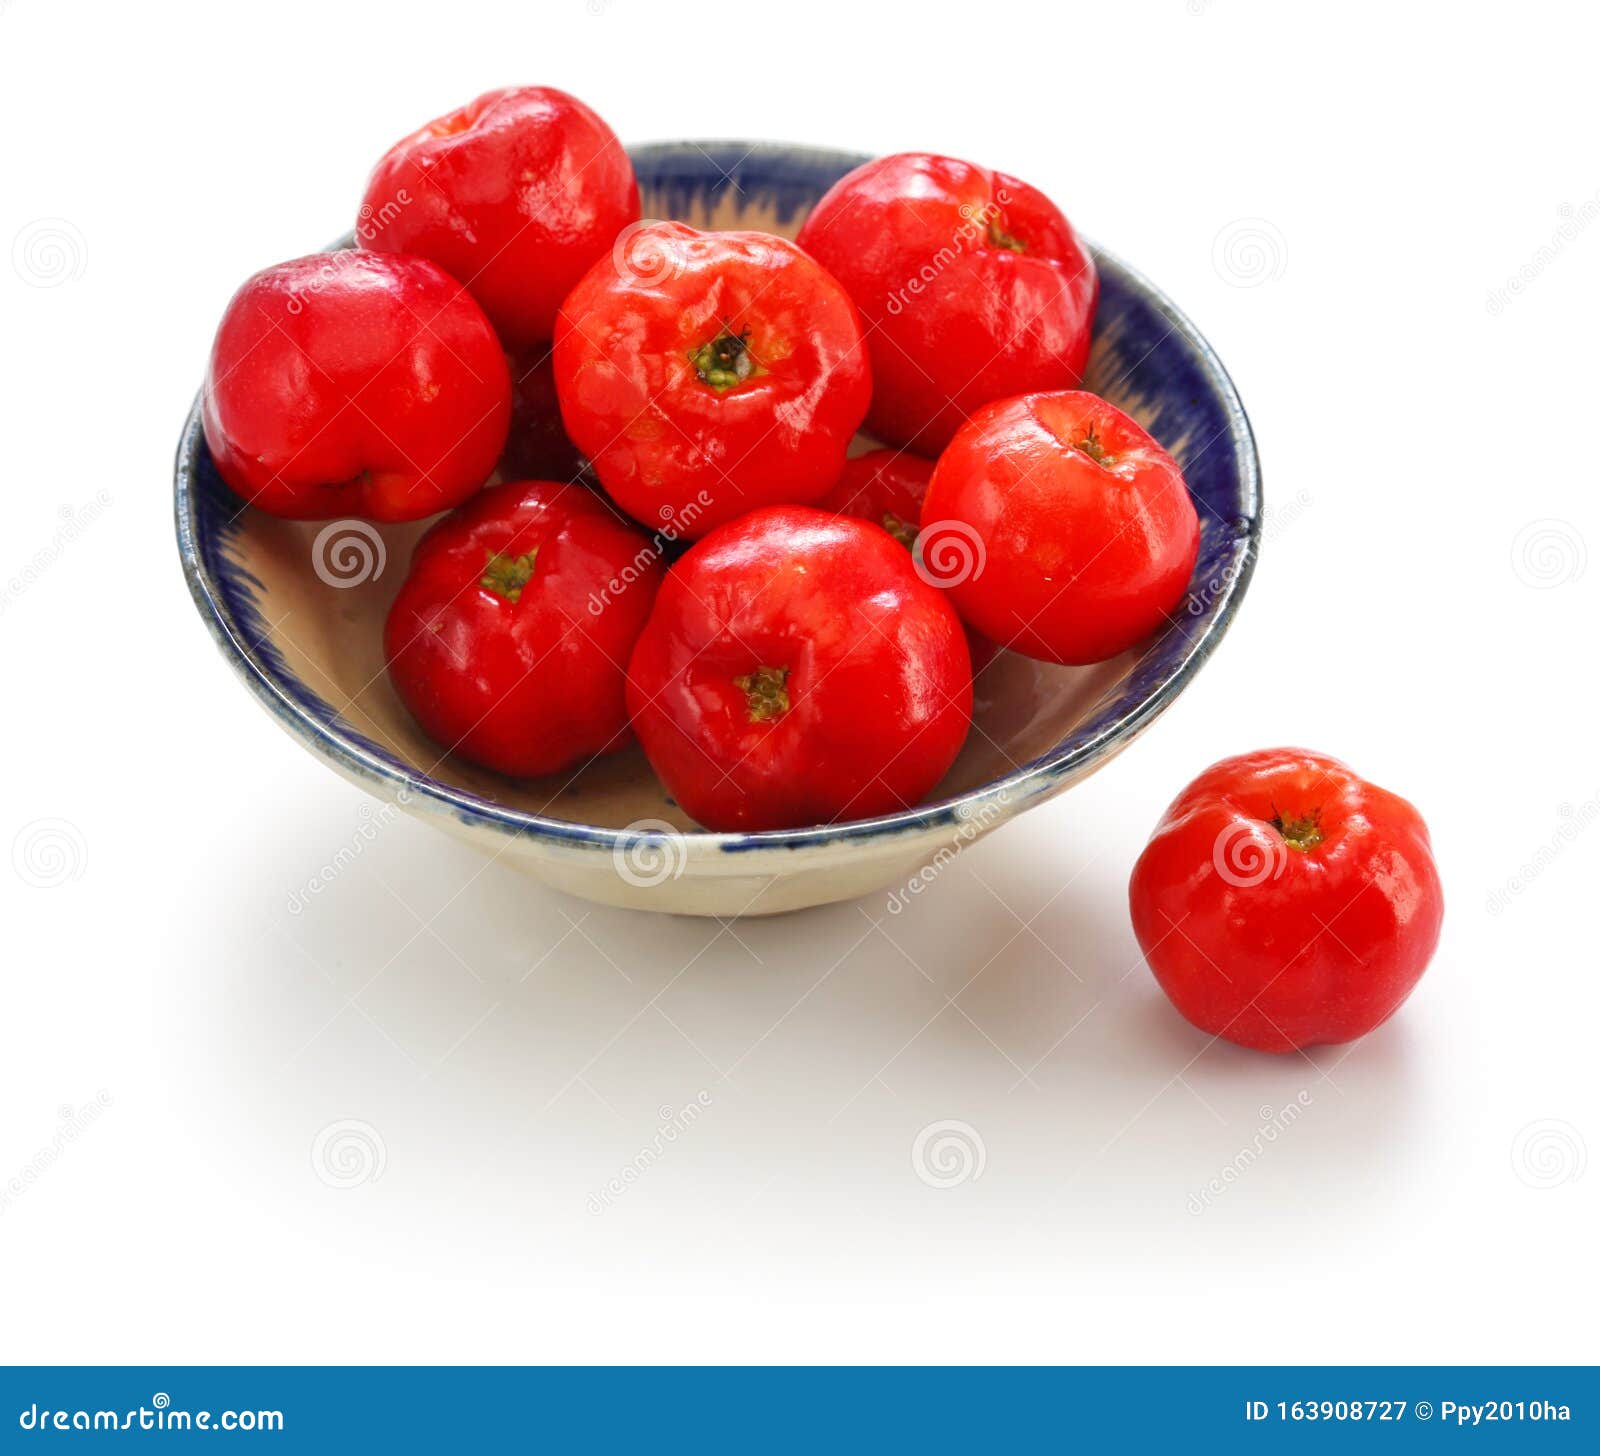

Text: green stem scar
xmin=881 ymin=513 xmax=916 ymax=548
xmin=734 ymin=665 xmax=790 ymax=722
xmin=690 ymin=328 xmax=756 ymax=392
xmin=1073 ymin=422 xmax=1116 ymax=467
xmin=480 ymin=549 xmax=538 ymax=603
xmin=987 ymin=217 xmax=1026 ymax=253
xmin=1270 ymin=809 xmax=1324 ymax=853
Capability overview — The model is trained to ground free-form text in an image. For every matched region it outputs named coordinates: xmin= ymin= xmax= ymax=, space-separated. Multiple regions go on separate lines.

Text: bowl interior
xmin=178 ymin=143 xmax=1259 ymax=841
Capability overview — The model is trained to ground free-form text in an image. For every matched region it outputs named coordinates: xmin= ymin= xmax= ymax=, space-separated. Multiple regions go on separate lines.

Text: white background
xmin=1 ymin=0 xmax=1595 ymax=1365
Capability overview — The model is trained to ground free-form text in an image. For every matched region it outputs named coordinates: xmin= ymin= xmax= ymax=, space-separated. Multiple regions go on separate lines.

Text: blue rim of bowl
xmin=174 ymin=140 xmax=1261 ymax=858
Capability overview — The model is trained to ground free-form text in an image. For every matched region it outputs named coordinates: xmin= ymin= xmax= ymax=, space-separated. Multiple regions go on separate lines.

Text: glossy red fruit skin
xmin=626 ymin=508 xmax=972 ymax=832
xmin=385 ymin=480 xmax=663 ymax=778
xmin=922 ymin=391 xmax=1199 ymax=665
xmin=359 ymin=86 xmax=639 ymax=350
xmin=501 ymin=350 xmax=589 ymax=483
xmin=1129 ymin=750 xmax=1445 ymax=1054
xmin=820 ymin=449 xmax=1000 ymax=674
xmin=818 ymin=449 xmax=935 ymax=548
xmin=553 ymin=223 xmax=872 ymax=539
xmin=796 ymin=152 xmax=1097 ymax=455
xmin=202 ymin=252 xmax=510 ymax=522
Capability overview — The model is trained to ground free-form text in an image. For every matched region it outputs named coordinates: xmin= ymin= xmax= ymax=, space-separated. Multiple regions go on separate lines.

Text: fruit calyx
xmin=690 ymin=328 xmax=756 ymax=392
xmin=1072 ymin=423 xmax=1116 ymax=468
xmin=734 ymin=665 xmax=790 ymax=722
xmin=1270 ymin=808 xmax=1324 ymax=853
xmin=881 ymin=513 xmax=916 ymax=548
xmin=480 ymin=549 xmax=538 ymax=603
xmin=986 ymin=215 xmax=1026 ymax=253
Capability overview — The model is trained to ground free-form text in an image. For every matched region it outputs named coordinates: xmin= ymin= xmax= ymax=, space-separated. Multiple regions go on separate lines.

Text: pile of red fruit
xmin=201 ymin=85 xmax=1198 ymax=835
xmin=200 ymin=87 xmax=1444 ymax=1054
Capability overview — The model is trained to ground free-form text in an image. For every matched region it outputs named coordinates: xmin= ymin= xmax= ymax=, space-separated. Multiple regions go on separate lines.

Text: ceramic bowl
xmin=175 ymin=141 xmax=1261 ymax=917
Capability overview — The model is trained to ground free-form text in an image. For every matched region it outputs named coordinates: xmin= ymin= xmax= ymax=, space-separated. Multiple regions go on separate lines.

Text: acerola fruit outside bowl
xmin=175 ymin=142 xmax=1262 ymax=918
